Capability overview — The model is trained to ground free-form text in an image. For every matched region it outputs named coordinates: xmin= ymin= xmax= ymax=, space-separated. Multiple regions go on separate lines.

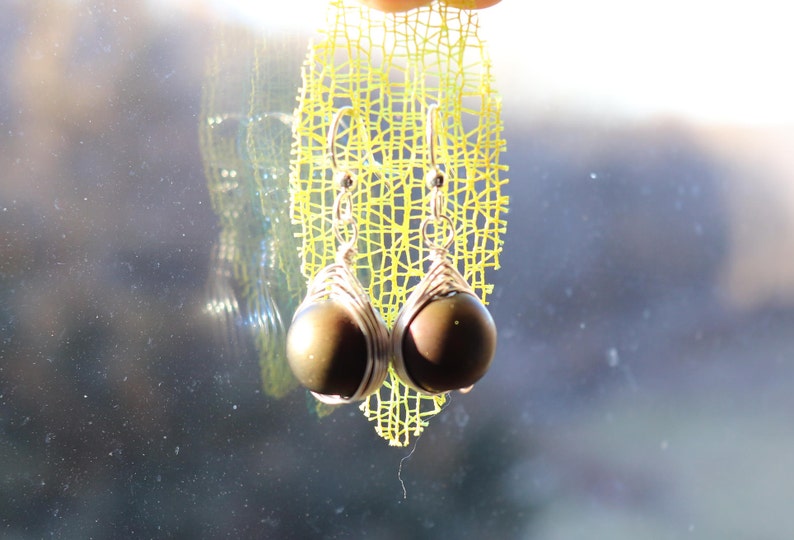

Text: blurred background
xmin=2 ymin=0 xmax=794 ymax=538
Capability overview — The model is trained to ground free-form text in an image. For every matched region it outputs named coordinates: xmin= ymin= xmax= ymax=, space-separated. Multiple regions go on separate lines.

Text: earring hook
xmin=422 ymin=103 xmax=454 ymax=254
xmin=327 ymin=106 xmax=359 ymax=262
xmin=328 ymin=106 xmax=356 ymax=187
xmin=425 ymin=104 xmax=445 ymax=189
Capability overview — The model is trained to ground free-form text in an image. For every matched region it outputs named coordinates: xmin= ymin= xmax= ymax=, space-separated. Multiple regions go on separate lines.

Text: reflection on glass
xmin=200 ymin=29 xmax=307 ymax=403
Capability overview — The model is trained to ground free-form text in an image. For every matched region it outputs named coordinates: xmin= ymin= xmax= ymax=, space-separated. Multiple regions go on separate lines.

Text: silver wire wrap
xmin=391 ymin=104 xmax=479 ymax=395
xmin=298 ymin=261 xmax=390 ymax=404
xmin=295 ymin=106 xmax=390 ymax=404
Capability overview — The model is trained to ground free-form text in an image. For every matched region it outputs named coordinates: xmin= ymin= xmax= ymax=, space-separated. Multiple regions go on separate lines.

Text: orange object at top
xmin=359 ymin=0 xmax=501 ymax=12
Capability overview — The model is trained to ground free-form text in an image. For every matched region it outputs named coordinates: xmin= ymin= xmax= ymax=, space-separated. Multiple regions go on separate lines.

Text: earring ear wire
xmin=285 ymin=106 xmax=390 ymax=404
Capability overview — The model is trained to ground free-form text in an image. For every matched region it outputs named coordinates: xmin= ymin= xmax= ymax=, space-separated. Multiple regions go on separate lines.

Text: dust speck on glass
xmin=200 ymin=0 xmax=508 ymax=446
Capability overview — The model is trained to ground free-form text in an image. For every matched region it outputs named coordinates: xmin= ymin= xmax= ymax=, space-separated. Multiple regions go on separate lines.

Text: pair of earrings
xmin=286 ymin=105 xmax=496 ymax=404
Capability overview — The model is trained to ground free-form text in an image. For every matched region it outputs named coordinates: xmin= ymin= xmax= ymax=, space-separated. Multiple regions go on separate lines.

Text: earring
xmin=391 ymin=104 xmax=497 ymax=395
xmin=286 ymin=106 xmax=390 ymax=404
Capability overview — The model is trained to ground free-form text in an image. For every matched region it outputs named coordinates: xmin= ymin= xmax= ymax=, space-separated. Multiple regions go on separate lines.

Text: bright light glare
xmin=204 ymin=0 xmax=326 ymax=31
xmin=479 ymin=0 xmax=794 ymax=124
xmin=200 ymin=0 xmax=794 ymax=125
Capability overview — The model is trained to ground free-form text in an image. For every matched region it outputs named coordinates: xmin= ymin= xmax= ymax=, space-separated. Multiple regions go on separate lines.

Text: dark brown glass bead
xmin=401 ymin=292 xmax=496 ymax=393
xmin=286 ymin=300 xmax=368 ymax=397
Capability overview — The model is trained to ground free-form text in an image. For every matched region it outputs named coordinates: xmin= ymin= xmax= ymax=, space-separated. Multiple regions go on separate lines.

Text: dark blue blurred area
xmin=2 ymin=2 xmax=794 ymax=539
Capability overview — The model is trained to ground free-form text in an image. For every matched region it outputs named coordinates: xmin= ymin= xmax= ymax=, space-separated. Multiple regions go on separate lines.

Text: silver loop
xmin=333 ymin=189 xmax=354 ymax=225
xmin=334 ymin=222 xmax=359 ymax=262
xmin=333 ymin=190 xmax=358 ymax=253
xmin=421 ymin=214 xmax=454 ymax=253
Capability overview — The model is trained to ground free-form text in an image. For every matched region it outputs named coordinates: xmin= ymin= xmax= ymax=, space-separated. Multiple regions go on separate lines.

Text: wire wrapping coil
xmin=294 ymin=260 xmax=390 ymax=403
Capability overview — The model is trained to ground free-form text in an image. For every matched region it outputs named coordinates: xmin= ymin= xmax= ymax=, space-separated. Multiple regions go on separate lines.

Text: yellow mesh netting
xmin=292 ymin=0 xmax=508 ymax=445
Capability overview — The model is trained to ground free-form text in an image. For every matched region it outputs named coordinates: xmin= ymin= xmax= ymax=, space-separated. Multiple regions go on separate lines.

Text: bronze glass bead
xmin=286 ymin=300 xmax=369 ymax=398
xmin=401 ymin=292 xmax=496 ymax=393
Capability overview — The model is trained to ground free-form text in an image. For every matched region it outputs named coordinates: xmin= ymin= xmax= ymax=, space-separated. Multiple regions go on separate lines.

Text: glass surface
xmin=2 ymin=1 xmax=794 ymax=538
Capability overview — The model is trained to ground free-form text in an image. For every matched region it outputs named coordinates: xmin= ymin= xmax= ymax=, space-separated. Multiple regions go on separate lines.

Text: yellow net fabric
xmin=292 ymin=0 xmax=508 ymax=445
